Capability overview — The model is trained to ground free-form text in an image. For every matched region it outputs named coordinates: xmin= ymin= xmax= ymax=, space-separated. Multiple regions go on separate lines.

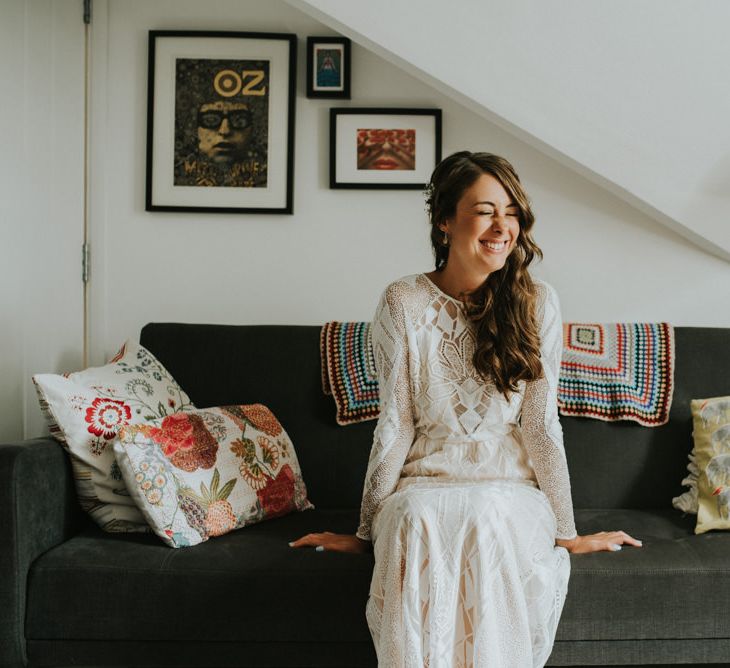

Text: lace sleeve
xmin=356 ymin=283 xmax=416 ymax=541
xmin=521 ymin=282 xmax=578 ymax=540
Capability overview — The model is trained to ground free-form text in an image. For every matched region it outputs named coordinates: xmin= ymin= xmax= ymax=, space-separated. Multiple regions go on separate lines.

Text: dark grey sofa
xmin=2 ymin=322 xmax=729 ymax=667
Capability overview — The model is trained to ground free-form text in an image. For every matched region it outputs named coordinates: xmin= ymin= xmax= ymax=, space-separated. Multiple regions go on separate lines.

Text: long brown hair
xmin=424 ymin=151 xmax=545 ymax=400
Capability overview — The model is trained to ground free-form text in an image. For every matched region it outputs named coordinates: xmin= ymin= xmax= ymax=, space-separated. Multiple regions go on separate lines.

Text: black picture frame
xmin=145 ymin=30 xmax=297 ymax=214
xmin=306 ymin=36 xmax=351 ymax=99
xmin=329 ymin=108 xmax=442 ymax=189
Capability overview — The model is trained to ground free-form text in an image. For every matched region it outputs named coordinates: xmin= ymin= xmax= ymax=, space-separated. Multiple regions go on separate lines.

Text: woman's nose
xmin=490 ymin=212 xmax=507 ymax=228
xmin=218 ymin=118 xmax=231 ymax=135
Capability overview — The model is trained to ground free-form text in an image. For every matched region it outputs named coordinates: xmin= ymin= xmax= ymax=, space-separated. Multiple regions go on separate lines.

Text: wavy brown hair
xmin=424 ymin=151 xmax=545 ymax=400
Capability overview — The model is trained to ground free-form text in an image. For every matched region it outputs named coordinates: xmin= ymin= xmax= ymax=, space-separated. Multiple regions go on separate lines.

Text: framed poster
xmin=306 ymin=36 xmax=351 ymax=99
xmin=145 ymin=30 xmax=296 ymax=214
xmin=330 ymin=108 xmax=442 ymax=189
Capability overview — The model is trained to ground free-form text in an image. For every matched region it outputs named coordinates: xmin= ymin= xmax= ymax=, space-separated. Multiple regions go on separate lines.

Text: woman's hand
xmin=288 ymin=531 xmax=372 ymax=554
xmin=556 ymin=530 xmax=642 ymax=554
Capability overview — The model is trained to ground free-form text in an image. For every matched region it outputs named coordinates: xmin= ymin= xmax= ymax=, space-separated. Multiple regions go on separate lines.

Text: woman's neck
xmin=427 ymin=265 xmax=489 ymax=301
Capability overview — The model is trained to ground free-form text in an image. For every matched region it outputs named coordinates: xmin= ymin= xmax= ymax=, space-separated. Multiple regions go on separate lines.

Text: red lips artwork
xmin=357 ymin=128 xmax=416 ymax=170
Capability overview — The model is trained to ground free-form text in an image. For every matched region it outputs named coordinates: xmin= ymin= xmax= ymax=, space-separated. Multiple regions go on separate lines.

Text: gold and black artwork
xmin=173 ymin=59 xmax=269 ymax=188
xmin=146 ymin=31 xmax=296 ymax=214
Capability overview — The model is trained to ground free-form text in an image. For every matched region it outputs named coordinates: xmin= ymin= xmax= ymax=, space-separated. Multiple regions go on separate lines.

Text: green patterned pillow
xmin=32 ymin=340 xmax=195 ymax=532
xmin=692 ymin=396 xmax=730 ymax=534
xmin=115 ymin=404 xmax=314 ymax=547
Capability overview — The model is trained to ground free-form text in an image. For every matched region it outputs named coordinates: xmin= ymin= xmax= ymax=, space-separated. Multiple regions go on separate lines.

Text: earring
xmin=442 ymin=231 xmax=449 ymax=246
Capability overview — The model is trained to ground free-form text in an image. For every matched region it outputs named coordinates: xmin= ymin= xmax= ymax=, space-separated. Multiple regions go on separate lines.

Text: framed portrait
xmin=329 ymin=108 xmax=442 ymax=189
xmin=306 ymin=36 xmax=351 ymax=99
xmin=145 ymin=30 xmax=296 ymax=214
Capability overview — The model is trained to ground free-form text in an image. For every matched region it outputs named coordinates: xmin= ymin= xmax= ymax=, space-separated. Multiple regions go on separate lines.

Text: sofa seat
xmin=26 ymin=507 xmax=729 ymax=650
xmin=25 ymin=509 xmax=374 ymax=646
xmin=558 ymin=509 xmax=730 ymax=643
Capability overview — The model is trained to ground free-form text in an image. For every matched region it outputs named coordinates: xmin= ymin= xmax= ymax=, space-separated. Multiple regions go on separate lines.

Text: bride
xmin=290 ymin=151 xmax=641 ymax=667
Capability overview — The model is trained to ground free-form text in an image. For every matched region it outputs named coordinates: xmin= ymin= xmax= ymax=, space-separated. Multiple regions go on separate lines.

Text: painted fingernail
xmin=610 ymin=544 xmax=622 ymax=551
xmin=315 ymin=545 xmax=324 ymax=552
xmin=637 ymin=540 xmax=643 ymax=546
xmin=288 ymin=542 xmax=294 ymax=547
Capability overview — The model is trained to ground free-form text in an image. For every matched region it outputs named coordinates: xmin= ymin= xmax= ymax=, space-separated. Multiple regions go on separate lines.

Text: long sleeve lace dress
xmin=357 ymin=273 xmax=576 ymax=668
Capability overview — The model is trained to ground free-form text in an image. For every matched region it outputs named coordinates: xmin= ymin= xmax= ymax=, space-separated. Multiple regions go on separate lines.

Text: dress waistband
xmin=396 ymin=476 xmax=537 ymax=491
xmin=418 ymin=425 xmax=519 ymax=446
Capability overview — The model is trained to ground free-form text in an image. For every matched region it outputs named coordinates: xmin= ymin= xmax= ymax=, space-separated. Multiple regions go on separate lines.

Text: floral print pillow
xmin=32 ymin=340 xmax=195 ymax=532
xmin=692 ymin=396 xmax=730 ymax=534
xmin=114 ymin=404 xmax=314 ymax=547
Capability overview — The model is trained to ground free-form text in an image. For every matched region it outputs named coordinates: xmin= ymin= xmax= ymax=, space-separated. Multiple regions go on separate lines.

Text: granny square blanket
xmin=320 ymin=321 xmax=675 ymax=428
xmin=557 ymin=322 xmax=675 ymax=426
xmin=320 ymin=321 xmax=379 ymax=426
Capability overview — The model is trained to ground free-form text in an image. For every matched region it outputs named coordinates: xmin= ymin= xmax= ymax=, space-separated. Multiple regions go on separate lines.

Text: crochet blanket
xmin=320 ymin=321 xmax=379 ymax=426
xmin=557 ymin=322 xmax=675 ymax=426
xmin=320 ymin=321 xmax=675 ymax=428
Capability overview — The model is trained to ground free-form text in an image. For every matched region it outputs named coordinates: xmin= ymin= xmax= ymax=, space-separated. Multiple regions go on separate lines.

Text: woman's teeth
xmin=480 ymin=240 xmax=508 ymax=251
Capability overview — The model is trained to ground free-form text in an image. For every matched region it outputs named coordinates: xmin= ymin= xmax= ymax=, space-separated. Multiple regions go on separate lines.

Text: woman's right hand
xmin=288 ymin=531 xmax=372 ymax=553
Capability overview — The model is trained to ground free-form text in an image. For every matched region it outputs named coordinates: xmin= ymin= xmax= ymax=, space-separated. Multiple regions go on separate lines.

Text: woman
xmin=290 ymin=151 xmax=641 ymax=667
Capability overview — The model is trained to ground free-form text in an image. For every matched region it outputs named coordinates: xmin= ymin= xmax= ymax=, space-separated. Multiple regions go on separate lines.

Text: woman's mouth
xmin=479 ymin=239 xmax=509 ymax=253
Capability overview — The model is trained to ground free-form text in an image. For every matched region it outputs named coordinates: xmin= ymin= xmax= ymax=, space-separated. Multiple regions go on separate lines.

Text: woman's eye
xmin=478 ymin=211 xmax=494 ymax=216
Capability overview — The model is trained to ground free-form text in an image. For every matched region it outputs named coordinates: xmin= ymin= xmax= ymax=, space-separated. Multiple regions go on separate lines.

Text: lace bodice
xmin=356 ymin=273 xmax=577 ymax=542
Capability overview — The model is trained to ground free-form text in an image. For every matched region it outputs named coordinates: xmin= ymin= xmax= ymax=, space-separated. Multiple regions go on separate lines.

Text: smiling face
xmin=439 ymin=172 xmax=521 ymax=278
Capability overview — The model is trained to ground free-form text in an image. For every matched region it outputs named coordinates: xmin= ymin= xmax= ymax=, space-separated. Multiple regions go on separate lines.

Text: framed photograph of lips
xmin=329 ymin=108 xmax=442 ymax=189
xmin=145 ymin=31 xmax=296 ymax=214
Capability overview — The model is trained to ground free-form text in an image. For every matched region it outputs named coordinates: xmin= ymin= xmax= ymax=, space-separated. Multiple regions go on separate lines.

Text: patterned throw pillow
xmin=672 ymin=453 xmax=700 ymax=515
xmin=691 ymin=396 xmax=730 ymax=534
xmin=32 ymin=341 xmax=195 ymax=532
xmin=114 ymin=404 xmax=314 ymax=547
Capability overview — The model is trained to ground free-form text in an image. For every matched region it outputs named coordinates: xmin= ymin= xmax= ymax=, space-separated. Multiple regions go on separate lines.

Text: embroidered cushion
xmin=32 ymin=340 xmax=195 ymax=532
xmin=688 ymin=396 xmax=730 ymax=534
xmin=672 ymin=452 xmax=701 ymax=515
xmin=114 ymin=404 xmax=314 ymax=548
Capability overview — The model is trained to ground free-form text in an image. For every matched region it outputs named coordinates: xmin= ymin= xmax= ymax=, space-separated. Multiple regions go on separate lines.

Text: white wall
xmin=2 ymin=0 xmax=729 ymax=440
xmin=90 ymin=0 xmax=730 ymax=370
xmin=0 ymin=0 xmax=85 ymax=441
xmin=288 ymin=0 xmax=730 ymax=261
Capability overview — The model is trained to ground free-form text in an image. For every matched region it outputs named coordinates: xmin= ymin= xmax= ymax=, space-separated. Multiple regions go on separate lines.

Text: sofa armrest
xmin=0 ymin=438 xmax=82 ymax=668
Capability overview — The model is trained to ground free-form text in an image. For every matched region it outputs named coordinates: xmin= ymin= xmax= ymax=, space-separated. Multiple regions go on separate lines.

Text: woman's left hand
xmin=556 ymin=531 xmax=642 ymax=554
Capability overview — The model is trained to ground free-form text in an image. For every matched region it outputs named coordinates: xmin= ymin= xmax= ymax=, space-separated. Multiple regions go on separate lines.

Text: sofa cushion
xmin=557 ymin=509 xmax=730 ymax=642
xmin=139 ymin=324 xmax=730 ymax=512
xmin=140 ymin=323 xmax=378 ymax=512
xmin=115 ymin=405 xmax=314 ymax=548
xmin=690 ymin=396 xmax=730 ymax=534
xmin=32 ymin=340 xmax=196 ymax=532
xmin=26 ymin=508 xmax=730 ymax=646
xmin=672 ymin=395 xmax=730 ymax=518
xmin=26 ymin=509 xmax=374 ymax=644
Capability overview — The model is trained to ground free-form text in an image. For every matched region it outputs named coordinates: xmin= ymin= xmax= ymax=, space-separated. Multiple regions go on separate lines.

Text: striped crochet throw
xmin=558 ymin=322 xmax=675 ymax=426
xmin=320 ymin=320 xmax=676 ymax=428
xmin=320 ymin=321 xmax=379 ymax=426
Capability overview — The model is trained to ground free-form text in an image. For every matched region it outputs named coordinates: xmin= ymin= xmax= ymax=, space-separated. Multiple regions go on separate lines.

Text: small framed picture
xmin=145 ymin=30 xmax=297 ymax=214
xmin=306 ymin=36 xmax=351 ymax=99
xmin=330 ymin=108 xmax=442 ymax=189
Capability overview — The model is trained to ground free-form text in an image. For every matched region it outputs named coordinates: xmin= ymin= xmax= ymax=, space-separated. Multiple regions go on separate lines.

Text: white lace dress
xmin=357 ymin=273 xmax=577 ymax=668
